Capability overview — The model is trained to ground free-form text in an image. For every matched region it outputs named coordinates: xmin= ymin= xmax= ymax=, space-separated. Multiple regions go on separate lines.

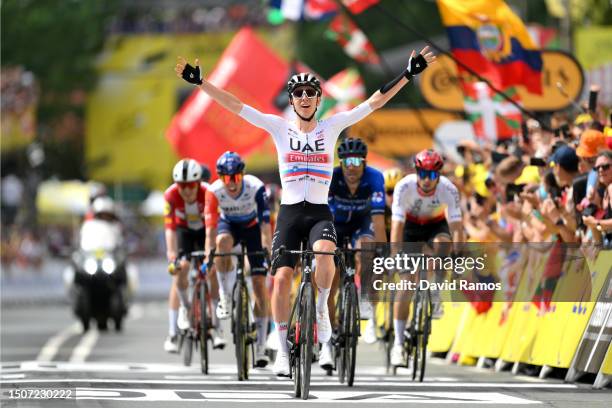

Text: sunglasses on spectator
xmin=594 ymin=164 xmax=611 ymax=172
xmin=292 ymin=88 xmax=318 ymax=99
xmin=178 ymin=181 xmax=198 ymax=189
xmin=416 ymin=168 xmax=439 ymax=180
xmin=220 ymin=173 xmax=243 ymax=184
xmin=341 ymin=157 xmax=364 ymax=167
xmin=386 ymin=189 xmax=394 ymax=195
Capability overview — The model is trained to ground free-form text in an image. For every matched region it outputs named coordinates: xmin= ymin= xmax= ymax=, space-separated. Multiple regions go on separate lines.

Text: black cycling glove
xmin=181 ymin=63 xmax=203 ymax=85
xmin=404 ymin=54 xmax=428 ymax=80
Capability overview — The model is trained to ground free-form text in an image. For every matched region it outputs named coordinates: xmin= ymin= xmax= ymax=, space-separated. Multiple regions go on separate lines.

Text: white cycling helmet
xmin=172 ymin=159 xmax=202 ymax=183
xmin=92 ymin=196 xmax=115 ymax=215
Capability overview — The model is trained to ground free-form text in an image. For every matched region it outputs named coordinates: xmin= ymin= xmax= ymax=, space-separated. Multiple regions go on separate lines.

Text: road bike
xmin=180 ymin=250 xmax=213 ymax=374
xmin=273 ymin=242 xmax=337 ymax=400
xmin=209 ymin=244 xmax=269 ymax=381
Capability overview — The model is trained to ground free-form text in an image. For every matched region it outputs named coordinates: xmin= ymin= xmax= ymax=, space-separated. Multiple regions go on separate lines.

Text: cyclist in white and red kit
xmin=175 ymin=46 xmax=436 ymax=376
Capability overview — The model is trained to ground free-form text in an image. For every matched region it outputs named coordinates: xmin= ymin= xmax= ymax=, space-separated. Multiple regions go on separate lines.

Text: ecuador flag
xmin=437 ymin=0 xmax=543 ymax=94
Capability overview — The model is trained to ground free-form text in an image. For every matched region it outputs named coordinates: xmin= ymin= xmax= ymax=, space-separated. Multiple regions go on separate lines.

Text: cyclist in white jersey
xmin=175 ymin=47 xmax=436 ymax=376
xmin=205 ymin=151 xmax=272 ymax=367
xmin=390 ymin=149 xmax=464 ymax=367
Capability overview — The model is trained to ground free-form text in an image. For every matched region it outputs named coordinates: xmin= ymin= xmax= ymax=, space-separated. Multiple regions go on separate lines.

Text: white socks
xmin=177 ymin=288 xmax=190 ymax=309
xmin=255 ymin=317 xmax=269 ymax=348
xmin=276 ymin=321 xmax=288 ymax=353
xmin=394 ymin=319 xmax=406 ymax=346
xmin=316 ymin=287 xmax=330 ymax=314
xmin=218 ymin=269 xmax=237 ymax=299
xmin=168 ymin=309 xmax=178 ymax=337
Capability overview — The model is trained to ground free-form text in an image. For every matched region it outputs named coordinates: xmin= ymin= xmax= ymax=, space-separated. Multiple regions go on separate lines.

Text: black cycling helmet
xmin=200 ymin=164 xmax=211 ymax=183
xmin=337 ymin=137 xmax=368 ymax=159
xmin=287 ymin=72 xmax=322 ymax=96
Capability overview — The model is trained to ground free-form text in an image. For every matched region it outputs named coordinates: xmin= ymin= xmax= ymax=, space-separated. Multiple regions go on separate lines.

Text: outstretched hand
xmin=406 ymin=46 xmax=436 ymax=78
xmin=175 ymin=57 xmax=203 ymax=85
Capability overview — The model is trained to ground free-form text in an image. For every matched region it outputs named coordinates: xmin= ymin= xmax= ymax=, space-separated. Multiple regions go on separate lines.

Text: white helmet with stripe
xmin=172 ymin=159 xmax=202 ymax=183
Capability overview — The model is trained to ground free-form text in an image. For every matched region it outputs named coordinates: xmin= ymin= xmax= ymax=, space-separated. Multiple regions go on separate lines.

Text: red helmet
xmin=414 ymin=149 xmax=444 ymax=171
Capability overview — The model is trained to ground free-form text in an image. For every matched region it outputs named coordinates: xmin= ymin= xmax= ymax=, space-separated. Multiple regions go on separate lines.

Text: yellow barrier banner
xmin=529 ymin=250 xmax=611 ymax=368
xmin=429 ymin=302 xmax=465 ymax=353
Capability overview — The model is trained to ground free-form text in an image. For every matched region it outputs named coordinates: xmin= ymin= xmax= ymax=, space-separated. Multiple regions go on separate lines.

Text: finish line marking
xmin=70 ymin=388 xmax=541 ymax=403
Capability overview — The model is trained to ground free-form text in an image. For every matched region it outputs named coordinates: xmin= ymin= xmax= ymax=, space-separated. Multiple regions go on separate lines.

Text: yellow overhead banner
xmin=347 ymin=109 xmax=460 ymax=157
xmin=420 ymin=51 xmax=583 ymax=112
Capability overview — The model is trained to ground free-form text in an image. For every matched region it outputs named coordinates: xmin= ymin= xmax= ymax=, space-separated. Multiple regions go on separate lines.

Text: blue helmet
xmin=216 ymin=151 xmax=245 ymax=175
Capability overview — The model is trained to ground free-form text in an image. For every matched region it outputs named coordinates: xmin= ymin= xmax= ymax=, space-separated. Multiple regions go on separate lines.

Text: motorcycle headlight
xmin=101 ymin=257 xmax=116 ymax=275
xmin=84 ymin=257 xmax=98 ymax=275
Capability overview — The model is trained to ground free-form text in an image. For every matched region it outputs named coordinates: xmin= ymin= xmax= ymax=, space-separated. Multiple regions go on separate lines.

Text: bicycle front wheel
xmin=233 ymin=282 xmax=250 ymax=381
xmin=299 ymin=282 xmax=314 ymax=400
xmin=344 ymin=283 xmax=359 ymax=387
xmin=417 ymin=290 xmax=432 ymax=382
xmin=199 ymin=283 xmax=209 ymax=374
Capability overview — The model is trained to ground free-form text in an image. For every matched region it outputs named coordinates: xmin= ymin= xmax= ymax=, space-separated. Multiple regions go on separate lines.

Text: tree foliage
xmin=1 ymin=0 xmax=117 ymax=179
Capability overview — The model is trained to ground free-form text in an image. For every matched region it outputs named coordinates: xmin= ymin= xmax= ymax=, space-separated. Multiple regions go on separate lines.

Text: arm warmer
xmin=379 ymin=70 xmax=410 ymax=94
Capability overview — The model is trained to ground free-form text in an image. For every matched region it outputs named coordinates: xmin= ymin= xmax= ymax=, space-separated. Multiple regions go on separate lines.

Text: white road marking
xmin=0 ymin=373 xmax=25 ymax=379
xmin=1 ymin=378 xmax=577 ymax=388
xmin=72 ymin=388 xmax=541 ymax=404
xmin=69 ymin=329 xmax=99 ymax=363
xmin=35 ymin=322 xmax=81 ymax=362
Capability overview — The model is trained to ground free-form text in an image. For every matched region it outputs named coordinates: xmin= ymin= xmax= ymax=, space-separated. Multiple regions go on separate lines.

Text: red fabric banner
xmin=166 ymin=28 xmax=288 ymax=176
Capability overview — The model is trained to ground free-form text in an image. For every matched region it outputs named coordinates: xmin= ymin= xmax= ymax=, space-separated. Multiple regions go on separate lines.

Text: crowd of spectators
xmin=108 ymin=3 xmax=267 ymax=34
xmin=447 ymin=100 xmax=612 ymax=248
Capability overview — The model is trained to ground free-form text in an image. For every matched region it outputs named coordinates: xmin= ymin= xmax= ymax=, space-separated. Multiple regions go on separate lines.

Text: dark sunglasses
xmin=291 ymin=88 xmax=318 ymax=99
xmin=341 ymin=157 xmax=364 ymax=167
xmin=416 ymin=168 xmax=439 ymax=180
xmin=178 ymin=181 xmax=198 ymax=189
xmin=220 ymin=173 xmax=243 ymax=184
xmin=386 ymin=189 xmax=394 ymax=195
xmin=594 ymin=163 xmax=611 ymax=172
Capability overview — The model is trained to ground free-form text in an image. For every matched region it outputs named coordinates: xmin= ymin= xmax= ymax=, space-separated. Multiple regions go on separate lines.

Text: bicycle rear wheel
xmin=299 ymin=282 xmax=314 ymax=400
xmin=183 ymin=334 xmax=193 ymax=366
xmin=345 ymin=283 xmax=359 ymax=387
xmin=199 ymin=283 xmax=209 ymax=374
xmin=233 ymin=282 xmax=250 ymax=381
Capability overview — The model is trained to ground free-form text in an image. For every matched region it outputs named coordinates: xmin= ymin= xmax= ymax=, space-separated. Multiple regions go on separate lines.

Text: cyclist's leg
xmin=270 ymin=204 xmax=300 ymax=375
xmin=391 ymin=223 xmax=424 ymax=364
xmin=328 ymin=222 xmax=350 ymax=327
xmin=215 ymin=220 xmax=236 ymax=304
xmin=243 ymin=224 xmax=270 ymax=350
xmin=355 ymin=220 xmax=378 ymax=341
xmin=176 ymin=228 xmax=199 ymax=309
xmin=310 ymin=219 xmax=337 ymax=346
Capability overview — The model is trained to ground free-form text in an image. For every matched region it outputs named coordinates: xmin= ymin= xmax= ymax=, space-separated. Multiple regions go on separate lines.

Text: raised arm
xmin=366 ymin=46 xmax=436 ymax=111
xmin=175 ymin=57 xmax=243 ymax=114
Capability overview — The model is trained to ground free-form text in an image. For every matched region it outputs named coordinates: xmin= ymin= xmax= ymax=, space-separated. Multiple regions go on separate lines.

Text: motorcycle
xmin=66 ymin=220 xmax=130 ymax=332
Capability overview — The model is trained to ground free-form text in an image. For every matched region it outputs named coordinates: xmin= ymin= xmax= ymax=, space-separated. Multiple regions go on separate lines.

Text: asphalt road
xmin=1 ymin=299 xmax=610 ymax=407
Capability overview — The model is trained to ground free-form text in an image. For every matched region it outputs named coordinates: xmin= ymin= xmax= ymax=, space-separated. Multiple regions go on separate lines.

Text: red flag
xmin=327 ymin=14 xmax=380 ymax=64
xmin=166 ymin=28 xmax=289 ymax=177
xmin=343 ymin=0 xmax=379 ymax=14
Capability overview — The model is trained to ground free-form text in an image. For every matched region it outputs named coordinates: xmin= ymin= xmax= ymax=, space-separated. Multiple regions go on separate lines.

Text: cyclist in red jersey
xmin=163 ymin=159 xmax=225 ymax=352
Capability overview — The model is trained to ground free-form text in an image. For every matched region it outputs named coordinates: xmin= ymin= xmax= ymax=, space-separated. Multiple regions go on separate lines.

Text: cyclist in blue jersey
xmin=326 ymin=138 xmax=387 ymax=362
